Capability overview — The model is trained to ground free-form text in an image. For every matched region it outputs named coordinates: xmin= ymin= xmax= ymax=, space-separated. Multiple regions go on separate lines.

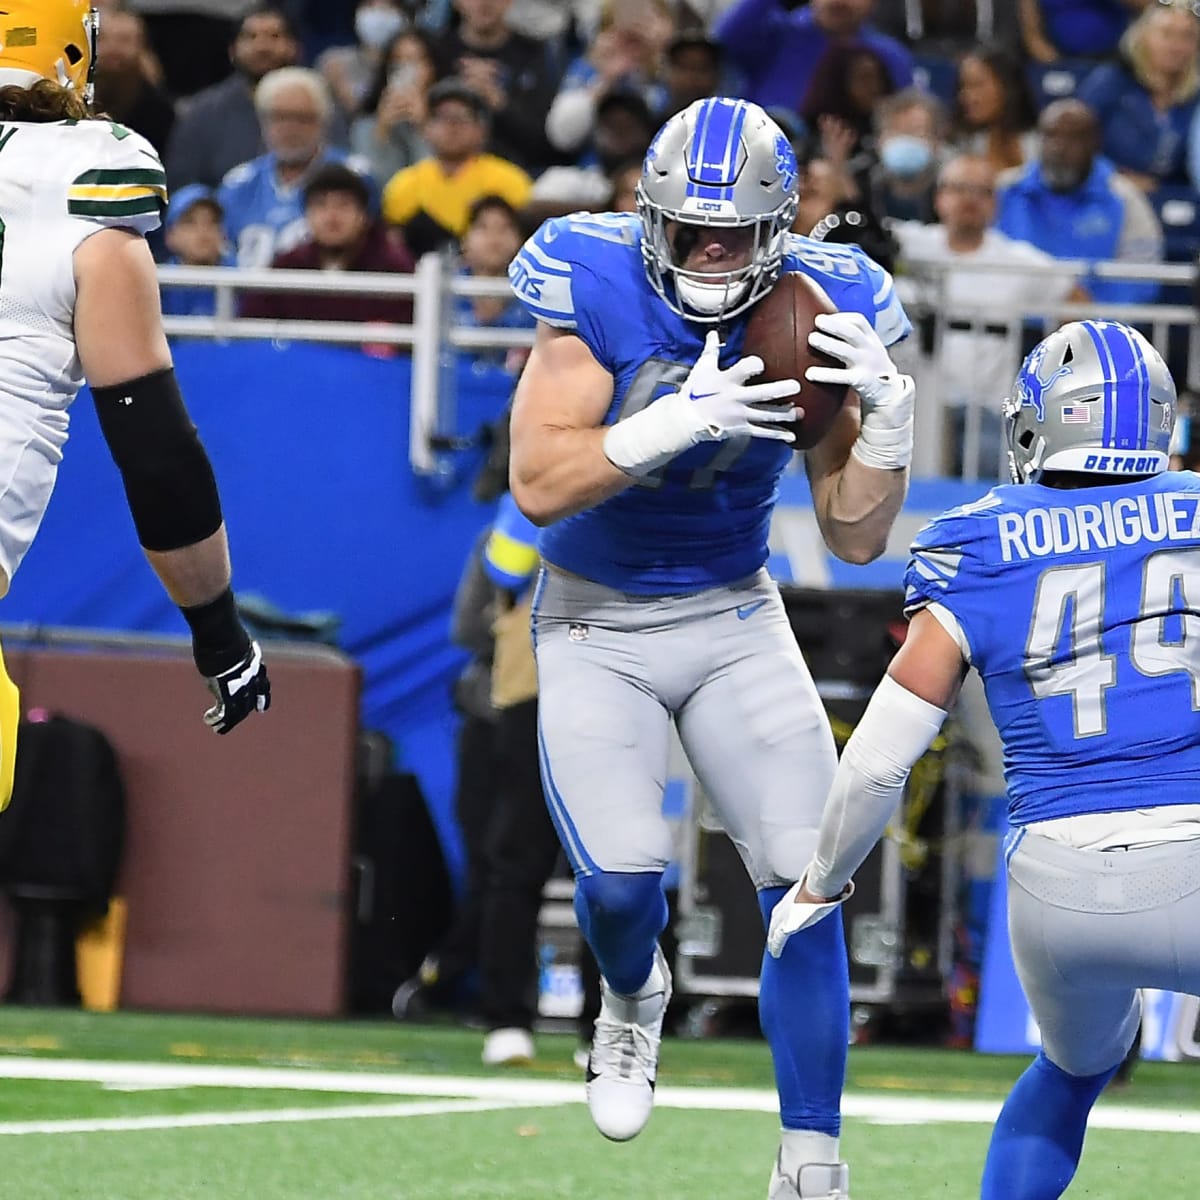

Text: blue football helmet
xmin=1003 ymin=320 xmax=1176 ymax=483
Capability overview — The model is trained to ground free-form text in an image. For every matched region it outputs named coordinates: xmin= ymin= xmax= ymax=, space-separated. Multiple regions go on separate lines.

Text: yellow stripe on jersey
xmin=68 ymin=184 xmax=168 ymax=203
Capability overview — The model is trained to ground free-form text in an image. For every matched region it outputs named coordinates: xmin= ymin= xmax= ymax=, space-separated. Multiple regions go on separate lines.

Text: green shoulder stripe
xmin=71 ymin=167 xmax=166 ymax=188
xmin=67 ymin=196 xmax=164 ymax=218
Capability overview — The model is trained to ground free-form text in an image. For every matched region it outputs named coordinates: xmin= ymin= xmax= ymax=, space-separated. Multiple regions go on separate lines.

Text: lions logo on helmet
xmin=1017 ymin=339 xmax=1073 ymax=422
xmin=0 ymin=1 xmax=98 ymax=103
xmin=1004 ymin=320 xmax=1176 ymax=484
xmin=636 ymin=97 xmax=799 ymax=322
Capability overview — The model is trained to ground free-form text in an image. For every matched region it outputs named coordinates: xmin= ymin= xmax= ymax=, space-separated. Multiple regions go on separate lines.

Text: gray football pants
xmin=530 ymin=565 xmax=838 ymax=888
xmin=1006 ymin=829 xmax=1200 ymax=1076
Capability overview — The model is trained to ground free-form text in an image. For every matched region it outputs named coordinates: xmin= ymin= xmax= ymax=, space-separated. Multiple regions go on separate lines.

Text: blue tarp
xmin=5 ymin=340 xmax=514 ymax=886
xmin=4 ymin=338 xmax=993 ymax=886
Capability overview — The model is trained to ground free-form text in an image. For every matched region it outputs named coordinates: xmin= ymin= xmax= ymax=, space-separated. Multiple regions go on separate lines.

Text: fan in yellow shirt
xmin=382 ymin=78 xmax=533 ymax=258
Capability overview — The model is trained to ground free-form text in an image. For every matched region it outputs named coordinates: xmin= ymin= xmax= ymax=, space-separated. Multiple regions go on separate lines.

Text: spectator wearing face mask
xmin=854 ymin=88 xmax=948 ymax=224
xmin=352 ymin=29 xmax=438 ymax=186
xmin=319 ymin=0 xmax=412 ymax=119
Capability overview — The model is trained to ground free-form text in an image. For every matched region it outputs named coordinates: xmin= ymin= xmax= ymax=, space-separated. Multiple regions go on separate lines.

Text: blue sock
xmin=575 ymin=871 xmax=667 ymax=995
xmin=757 ymin=886 xmax=848 ymax=1136
xmin=981 ymin=1051 xmax=1117 ymax=1200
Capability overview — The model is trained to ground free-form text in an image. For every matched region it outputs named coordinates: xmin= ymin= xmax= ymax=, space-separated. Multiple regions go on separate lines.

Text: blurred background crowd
xmin=105 ymin=0 xmax=1200 ymax=478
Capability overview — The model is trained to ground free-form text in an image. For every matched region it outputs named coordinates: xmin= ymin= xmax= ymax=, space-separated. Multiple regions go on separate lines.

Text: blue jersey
xmin=218 ymin=149 xmax=373 ymax=268
xmin=905 ymin=472 xmax=1200 ymax=825
xmin=508 ymin=212 xmax=911 ymax=594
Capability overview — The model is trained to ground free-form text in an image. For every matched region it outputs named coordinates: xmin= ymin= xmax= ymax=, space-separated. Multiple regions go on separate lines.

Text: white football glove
xmin=806 ymin=311 xmax=914 ymax=471
xmin=603 ymin=329 xmax=800 ymax=476
xmin=766 ymin=875 xmax=854 ymax=959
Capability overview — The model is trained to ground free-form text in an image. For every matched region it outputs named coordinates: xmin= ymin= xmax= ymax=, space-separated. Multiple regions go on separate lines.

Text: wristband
xmin=181 ymin=586 xmax=251 ymax=677
xmin=602 ymin=393 xmax=698 ymax=476
xmin=851 ymin=375 xmax=915 ymax=471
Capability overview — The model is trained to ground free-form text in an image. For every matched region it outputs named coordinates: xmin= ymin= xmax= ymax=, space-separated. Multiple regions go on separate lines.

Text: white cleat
xmin=585 ymin=945 xmax=672 ymax=1142
xmin=768 ymin=1152 xmax=850 ymax=1199
xmin=481 ymin=1027 xmax=535 ymax=1066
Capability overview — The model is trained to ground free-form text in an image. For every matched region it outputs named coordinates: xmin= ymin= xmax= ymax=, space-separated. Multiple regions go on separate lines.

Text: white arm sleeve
xmin=805 ymin=674 xmax=949 ymax=898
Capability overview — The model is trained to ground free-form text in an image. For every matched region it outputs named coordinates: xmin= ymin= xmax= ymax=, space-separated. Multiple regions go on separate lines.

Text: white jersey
xmin=0 ymin=117 xmax=165 ymax=584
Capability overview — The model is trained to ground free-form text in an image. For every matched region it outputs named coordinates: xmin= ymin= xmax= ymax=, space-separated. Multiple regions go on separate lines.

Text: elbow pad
xmin=92 ymin=368 xmax=224 ymax=552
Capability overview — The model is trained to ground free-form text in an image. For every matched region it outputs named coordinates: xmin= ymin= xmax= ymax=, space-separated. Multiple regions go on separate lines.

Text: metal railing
xmin=154 ymin=253 xmax=1199 ymax=481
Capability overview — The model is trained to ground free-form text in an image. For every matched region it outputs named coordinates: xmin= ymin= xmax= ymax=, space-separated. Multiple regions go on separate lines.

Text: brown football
xmin=742 ymin=272 xmax=848 ymax=450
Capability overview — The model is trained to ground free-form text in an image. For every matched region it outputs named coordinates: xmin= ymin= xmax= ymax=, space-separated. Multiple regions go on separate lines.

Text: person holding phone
xmin=352 ymin=28 xmax=439 ymax=185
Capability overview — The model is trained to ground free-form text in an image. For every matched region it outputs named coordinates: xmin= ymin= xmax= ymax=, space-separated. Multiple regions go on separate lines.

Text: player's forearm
xmin=806 ymin=675 xmax=947 ymax=897
xmin=145 ymin=528 xmax=233 ymax=609
xmin=509 ymin=426 xmax=635 ymax=526
xmin=816 ymin=452 xmax=908 ymax=565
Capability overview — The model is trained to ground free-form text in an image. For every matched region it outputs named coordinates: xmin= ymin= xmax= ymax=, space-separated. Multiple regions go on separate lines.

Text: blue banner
xmin=4 ymin=340 xmax=513 ymax=886
xmin=3 ymin=340 xmax=992 ymax=888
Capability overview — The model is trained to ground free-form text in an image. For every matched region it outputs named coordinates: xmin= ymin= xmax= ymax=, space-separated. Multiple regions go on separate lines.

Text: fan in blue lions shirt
xmin=506 ymin=96 xmax=914 ymax=1200
xmin=219 ymin=67 xmax=375 ymax=268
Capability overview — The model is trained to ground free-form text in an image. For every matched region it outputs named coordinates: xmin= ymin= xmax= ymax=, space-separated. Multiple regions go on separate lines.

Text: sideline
xmin=0 ymin=1057 xmax=1197 ymax=1135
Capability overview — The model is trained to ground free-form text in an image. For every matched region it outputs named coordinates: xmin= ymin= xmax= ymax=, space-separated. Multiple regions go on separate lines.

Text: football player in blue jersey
xmin=768 ymin=319 xmax=1200 ymax=1199
xmin=506 ymin=96 xmax=917 ymax=1199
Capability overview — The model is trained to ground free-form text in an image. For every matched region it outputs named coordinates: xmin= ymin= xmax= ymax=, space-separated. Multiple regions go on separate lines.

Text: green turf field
xmin=0 ymin=1007 xmax=1196 ymax=1198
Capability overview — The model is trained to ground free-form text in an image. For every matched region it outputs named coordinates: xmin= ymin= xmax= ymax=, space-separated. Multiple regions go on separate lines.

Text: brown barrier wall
xmin=0 ymin=635 xmax=360 ymax=1018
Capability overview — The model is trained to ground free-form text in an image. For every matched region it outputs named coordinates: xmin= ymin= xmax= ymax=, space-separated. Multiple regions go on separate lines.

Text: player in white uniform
xmin=0 ymin=0 xmax=270 ymax=794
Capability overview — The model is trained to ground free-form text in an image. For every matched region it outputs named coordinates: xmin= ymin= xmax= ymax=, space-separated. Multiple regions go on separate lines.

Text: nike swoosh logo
xmin=688 ymin=391 xmax=716 ymax=402
xmin=736 ymin=599 xmax=768 ymax=621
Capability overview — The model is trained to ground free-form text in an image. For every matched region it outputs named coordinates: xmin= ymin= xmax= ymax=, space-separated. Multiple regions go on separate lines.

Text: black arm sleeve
xmin=91 ymin=367 xmax=224 ymax=552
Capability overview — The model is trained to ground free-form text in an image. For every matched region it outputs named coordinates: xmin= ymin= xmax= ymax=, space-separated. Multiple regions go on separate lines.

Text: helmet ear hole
xmin=64 ymin=44 xmax=84 ymax=65
xmin=1018 ymin=430 xmax=1036 ymax=450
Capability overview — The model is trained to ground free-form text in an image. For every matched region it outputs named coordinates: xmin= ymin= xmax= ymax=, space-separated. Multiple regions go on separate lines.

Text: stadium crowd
xmin=106 ymin=0 xmax=1200 ymax=477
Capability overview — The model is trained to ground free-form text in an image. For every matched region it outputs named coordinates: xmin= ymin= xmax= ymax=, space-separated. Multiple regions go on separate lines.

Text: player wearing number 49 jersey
xmin=767 ymin=320 xmax=1200 ymax=1200
xmin=0 ymin=0 xmax=270 ymax=771
xmin=508 ymin=96 xmax=916 ymax=1200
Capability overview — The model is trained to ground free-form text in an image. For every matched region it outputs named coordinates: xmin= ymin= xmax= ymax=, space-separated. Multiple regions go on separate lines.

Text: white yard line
xmin=0 ymin=1098 xmax=541 ymax=1136
xmin=0 ymin=1057 xmax=1196 ymax=1135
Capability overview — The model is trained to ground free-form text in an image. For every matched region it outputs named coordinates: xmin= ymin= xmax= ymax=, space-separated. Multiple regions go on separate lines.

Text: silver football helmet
xmin=636 ymin=97 xmax=799 ymax=323
xmin=1003 ymin=320 xmax=1175 ymax=483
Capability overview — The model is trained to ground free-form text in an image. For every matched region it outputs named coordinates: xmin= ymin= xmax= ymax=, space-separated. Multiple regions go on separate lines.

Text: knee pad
xmin=575 ymin=871 xmax=668 ymax=994
xmin=576 ymin=870 xmax=666 ymax=928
